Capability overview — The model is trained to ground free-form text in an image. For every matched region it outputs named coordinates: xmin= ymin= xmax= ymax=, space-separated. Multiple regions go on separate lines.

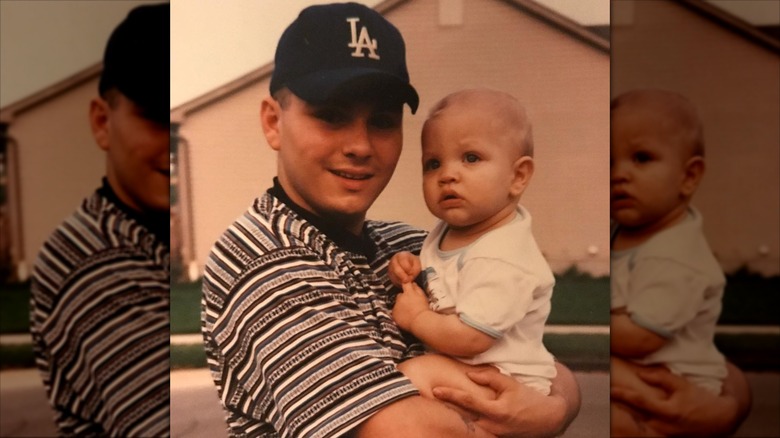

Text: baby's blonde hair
xmin=611 ymin=89 xmax=704 ymax=158
xmin=425 ymin=88 xmax=534 ymax=158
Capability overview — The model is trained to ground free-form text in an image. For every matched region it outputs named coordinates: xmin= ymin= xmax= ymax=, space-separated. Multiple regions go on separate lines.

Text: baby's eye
xmin=464 ymin=153 xmax=480 ymax=163
xmin=424 ymin=159 xmax=441 ymax=171
xmin=633 ymin=151 xmax=652 ymax=163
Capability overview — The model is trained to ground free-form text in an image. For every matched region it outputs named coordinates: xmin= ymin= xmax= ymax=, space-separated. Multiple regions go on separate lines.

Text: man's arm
xmin=610 ymin=360 xmax=751 ymax=437
xmin=354 ymin=395 xmax=496 ymax=438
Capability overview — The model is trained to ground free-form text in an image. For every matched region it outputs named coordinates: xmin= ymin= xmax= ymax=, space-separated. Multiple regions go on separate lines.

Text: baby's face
xmin=421 ymin=107 xmax=521 ymax=229
xmin=610 ymin=105 xmax=692 ymax=230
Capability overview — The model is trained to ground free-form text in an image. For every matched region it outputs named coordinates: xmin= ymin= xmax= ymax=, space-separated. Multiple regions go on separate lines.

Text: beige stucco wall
xmin=6 ymin=77 xmax=105 ymax=279
xmin=179 ymin=0 xmax=610 ymax=277
xmin=612 ymin=1 xmax=780 ymax=275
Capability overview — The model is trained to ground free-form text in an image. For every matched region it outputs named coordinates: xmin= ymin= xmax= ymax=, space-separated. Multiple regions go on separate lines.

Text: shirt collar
xmin=97 ymin=177 xmax=170 ymax=248
xmin=267 ymin=178 xmax=377 ymax=260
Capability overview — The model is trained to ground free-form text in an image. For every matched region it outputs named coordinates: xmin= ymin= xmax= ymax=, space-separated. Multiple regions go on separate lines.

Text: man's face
xmin=262 ymin=92 xmax=403 ymax=233
xmin=90 ymin=92 xmax=170 ymax=213
xmin=610 ymin=105 xmax=690 ymax=231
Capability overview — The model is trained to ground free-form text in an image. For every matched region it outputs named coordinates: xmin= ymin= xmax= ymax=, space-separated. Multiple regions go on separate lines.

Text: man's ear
xmin=509 ymin=156 xmax=534 ymax=198
xmin=680 ymin=156 xmax=705 ymax=198
xmin=89 ymin=98 xmax=111 ymax=151
xmin=260 ymin=96 xmax=282 ymax=151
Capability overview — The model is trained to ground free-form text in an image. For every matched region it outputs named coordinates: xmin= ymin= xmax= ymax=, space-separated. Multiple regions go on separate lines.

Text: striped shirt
xmin=30 ymin=181 xmax=170 ymax=437
xmin=202 ymin=184 xmax=426 ymax=438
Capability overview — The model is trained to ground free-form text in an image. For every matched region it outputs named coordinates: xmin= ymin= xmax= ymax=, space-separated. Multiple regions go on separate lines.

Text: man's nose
xmin=342 ymin=121 xmax=372 ymax=159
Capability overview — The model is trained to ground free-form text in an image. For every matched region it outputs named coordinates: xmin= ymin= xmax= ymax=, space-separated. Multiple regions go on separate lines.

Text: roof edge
xmin=170 ymin=63 xmax=275 ymax=122
xmin=500 ymin=0 xmax=610 ymax=53
xmin=678 ymin=0 xmax=780 ymax=54
xmin=171 ymin=0 xmax=413 ymax=121
xmin=170 ymin=0 xmax=608 ymax=120
xmin=0 ymin=63 xmax=102 ymax=123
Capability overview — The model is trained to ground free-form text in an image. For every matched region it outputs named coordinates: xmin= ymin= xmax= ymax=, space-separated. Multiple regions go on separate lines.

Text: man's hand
xmin=388 ymin=251 xmax=421 ymax=287
xmin=432 ymin=368 xmax=573 ymax=438
xmin=611 ymin=365 xmax=747 ymax=437
xmin=392 ymin=282 xmax=430 ymax=332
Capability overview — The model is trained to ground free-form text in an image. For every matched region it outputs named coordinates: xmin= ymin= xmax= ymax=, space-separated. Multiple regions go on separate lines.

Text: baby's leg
xmin=398 ymin=354 xmax=497 ymax=402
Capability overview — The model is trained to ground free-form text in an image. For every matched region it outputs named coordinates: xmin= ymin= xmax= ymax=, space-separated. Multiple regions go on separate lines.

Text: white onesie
xmin=419 ymin=206 xmax=556 ymax=394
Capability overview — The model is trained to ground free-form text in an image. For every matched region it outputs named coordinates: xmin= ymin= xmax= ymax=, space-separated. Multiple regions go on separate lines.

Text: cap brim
xmin=286 ymin=68 xmax=419 ymax=114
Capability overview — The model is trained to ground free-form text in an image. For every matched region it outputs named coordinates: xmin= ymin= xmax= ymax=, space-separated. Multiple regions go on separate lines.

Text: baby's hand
xmin=388 ymin=251 xmax=421 ymax=287
xmin=393 ymin=282 xmax=430 ymax=332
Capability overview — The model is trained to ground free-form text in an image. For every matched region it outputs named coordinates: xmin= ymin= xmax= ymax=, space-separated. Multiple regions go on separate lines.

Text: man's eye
xmin=314 ymin=109 xmax=347 ymax=125
xmin=424 ymin=159 xmax=440 ymax=171
xmin=464 ymin=153 xmax=480 ymax=163
xmin=370 ymin=113 xmax=401 ymax=130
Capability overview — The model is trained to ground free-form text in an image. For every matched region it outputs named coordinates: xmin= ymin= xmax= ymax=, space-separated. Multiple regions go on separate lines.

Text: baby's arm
xmin=388 ymin=251 xmax=422 ymax=287
xmin=610 ymin=308 xmax=666 ymax=359
xmin=393 ymin=282 xmax=495 ymax=357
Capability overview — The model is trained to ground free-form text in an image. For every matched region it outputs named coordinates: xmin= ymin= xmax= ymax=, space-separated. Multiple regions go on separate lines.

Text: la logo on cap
xmin=347 ymin=17 xmax=380 ymax=60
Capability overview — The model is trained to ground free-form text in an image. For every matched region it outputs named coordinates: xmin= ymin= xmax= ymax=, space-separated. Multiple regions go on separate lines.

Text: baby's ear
xmin=510 ymin=156 xmax=534 ymax=198
xmin=680 ymin=156 xmax=705 ymax=197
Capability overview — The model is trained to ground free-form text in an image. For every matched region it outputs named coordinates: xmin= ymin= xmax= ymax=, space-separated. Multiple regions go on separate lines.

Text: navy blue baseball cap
xmin=99 ymin=3 xmax=169 ymax=123
xmin=270 ymin=3 xmax=419 ymax=113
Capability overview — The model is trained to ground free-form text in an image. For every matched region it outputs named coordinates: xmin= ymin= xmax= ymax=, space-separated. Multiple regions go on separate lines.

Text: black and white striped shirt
xmin=30 ymin=180 xmax=170 ymax=437
xmin=202 ymin=183 xmax=426 ymax=438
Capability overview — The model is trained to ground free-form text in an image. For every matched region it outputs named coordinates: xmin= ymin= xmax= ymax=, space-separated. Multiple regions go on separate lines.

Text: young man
xmin=201 ymin=3 xmax=579 ymax=437
xmin=29 ymin=4 xmax=170 ymax=436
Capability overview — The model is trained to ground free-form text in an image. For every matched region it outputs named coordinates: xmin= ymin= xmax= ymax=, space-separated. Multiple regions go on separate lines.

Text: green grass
xmin=545 ymin=334 xmax=609 ymax=371
xmin=548 ymin=270 xmax=609 ymax=325
xmin=2 ymin=272 xmax=778 ymax=370
xmin=170 ymin=344 xmax=207 ymax=369
xmin=719 ymin=269 xmax=780 ymax=324
xmin=171 ymin=282 xmax=202 ymax=334
xmin=3 ymin=273 xmax=778 ymax=334
xmin=0 ymin=282 xmax=30 ymax=333
xmin=0 ymin=344 xmax=35 ymax=369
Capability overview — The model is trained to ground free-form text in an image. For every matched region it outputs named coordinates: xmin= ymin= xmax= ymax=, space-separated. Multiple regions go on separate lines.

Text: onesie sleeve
xmin=626 ymin=257 xmax=713 ymax=338
xmin=454 ymin=258 xmax=542 ymax=338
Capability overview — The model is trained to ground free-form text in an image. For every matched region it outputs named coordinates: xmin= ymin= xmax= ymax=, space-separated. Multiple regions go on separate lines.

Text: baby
xmin=610 ymin=89 xmax=727 ymax=435
xmin=389 ymin=88 xmax=556 ymax=396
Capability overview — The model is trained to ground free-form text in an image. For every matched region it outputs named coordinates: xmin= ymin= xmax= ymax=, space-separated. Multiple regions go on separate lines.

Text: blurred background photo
xmin=1 ymin=1 xmax=168 ymax=436
xmin=611 ymin=1 xmax=779 ymax=436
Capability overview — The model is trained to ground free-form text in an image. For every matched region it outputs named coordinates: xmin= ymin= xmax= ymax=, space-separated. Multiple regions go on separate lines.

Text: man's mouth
xmin=331 ymin=170 xmax=372 ymax=180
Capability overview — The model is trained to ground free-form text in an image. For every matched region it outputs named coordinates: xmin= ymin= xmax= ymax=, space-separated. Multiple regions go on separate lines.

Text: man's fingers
xmin=636 ymin=369 xmax=685 ymax=394
xmin=432 ymin=387 xmax=492 ymax=414
xmin=466 ymin=369 xmax=514 ymax=394
xmin=611 ymin=386 xmax=674 ymax=420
